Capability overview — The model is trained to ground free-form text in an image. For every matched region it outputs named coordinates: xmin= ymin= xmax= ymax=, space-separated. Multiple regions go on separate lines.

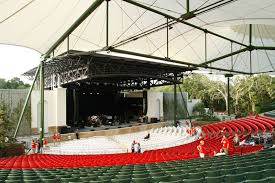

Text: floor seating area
xmin=0 ymin=147 xmax=274 ymax=183
xmin=45 ymin=125 xmax=199 ymax=154
xmin=0 ymin=116 xmax=275 ymax=183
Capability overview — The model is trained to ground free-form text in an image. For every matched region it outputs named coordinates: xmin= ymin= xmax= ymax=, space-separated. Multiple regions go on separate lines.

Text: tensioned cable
xmin=171 ymin=32 xmax=204 ymax=59
xmin=42 ymin=0 xmax=82 ymax=53
xmin=98 ymin=11 xmax=106 ymax=46
xmin=111 ymin=0 xmax=158 ymax=45
xmin=120 ymin=0 xmax=124 ymax=35
xmin=150 ymin=25 xmax=200 ymax=56
xmin=263 ymin=24 xmax=275 ymax=46
xmin=72 ymin=6 xmax=99 ymax=49
xmin=136 ymin=5 xmax=153 ymax=53
xmin=207 ymin=29 xmax=241 ymax=69
xmin=112 ymin=18 xmax=174 ymax=48
xmin=194 ymin=0 xmax=212 ymax=11
xmin=0 ymin=0 xmax=35 ymax=24
xmin=112 ymin=0 xmax=241 ymax=50
xmin=232 ymin=24 xmax=247 ymax=68
xmin=196 ymin=0 xmax=239 ymax=16
xmin=257 ymin=25 xmax=275 ymax=71
xmin=255 ymin=44 xmax=261 ymax=73
xmin=133 ymin=0 xmax=183 ymax=15
xmin=173 ymin=26 xmax=203 ymax=62
xmin=113 ymin=0 xmax=165 ymax=57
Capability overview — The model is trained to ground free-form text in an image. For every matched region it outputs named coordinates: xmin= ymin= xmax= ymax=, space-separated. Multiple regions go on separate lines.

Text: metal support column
xmin=231 ymin=42 xmax=233 ymax=70
xmin=106 ymin=0 xmax=109 ymax=47
xmin=225 ymin=74 xmax=233 ymax=116
xmin=166 ymin=18 xmax=169 ymax=58
xmin=227 ymin=77 xmax=230 ymax=115
xmin=186 ymin=0 xmax=190 ymax=13
xmin=13 ymin=65 xmax=40 ymax=139
xmin=67 ymin=36 xmax=70 ymax=54
xmin=249 ymin=24 xmax=252 ymax=74
xmin=39 ymin=60 xmax=45 ymax=146
xmin=205 ymin=32 xmax=207 ymax=62
xmin=173 ymin=73 xmax=177 ymax=126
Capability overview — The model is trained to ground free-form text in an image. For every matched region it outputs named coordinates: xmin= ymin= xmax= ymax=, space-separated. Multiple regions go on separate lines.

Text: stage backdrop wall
xmin=31 ymin=87 xmax=66 ymax=134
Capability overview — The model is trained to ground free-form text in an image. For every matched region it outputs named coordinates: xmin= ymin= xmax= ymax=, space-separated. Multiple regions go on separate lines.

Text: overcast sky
xmin=0 ymin=44 xmax=40 ymax=83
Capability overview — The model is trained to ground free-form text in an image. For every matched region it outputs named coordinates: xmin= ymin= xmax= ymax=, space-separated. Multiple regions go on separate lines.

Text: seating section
xmin=45 ymin=126 xmax=199 ymax=155
xmin=0 ymin=148 xmax=274 ymax=183
xmin=0 ymin=115 xmax=274 ymax=170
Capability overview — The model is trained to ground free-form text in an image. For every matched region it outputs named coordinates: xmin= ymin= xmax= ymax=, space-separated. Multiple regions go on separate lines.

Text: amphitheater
xmin=1 ymin=0 xmax=275 ymax=183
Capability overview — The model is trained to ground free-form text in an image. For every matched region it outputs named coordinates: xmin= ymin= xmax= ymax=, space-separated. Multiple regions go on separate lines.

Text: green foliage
xmin=0 ymin=104 xmax=12 ymax=148
xmin=232 ymin=74 xmax=274 ymax=114
xmin=0 ymin=77 xmax=30 ymax=89
xmin=152 ymin=74 xmax=274 ymax=115
xmin=10 ymin=100 xmax=31 ymax=136
xmin=192 ymin=102 xmax=205 ymax=115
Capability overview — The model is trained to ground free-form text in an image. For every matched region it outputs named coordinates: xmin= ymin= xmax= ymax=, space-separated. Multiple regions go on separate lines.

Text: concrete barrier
xmin=46 ymin=122 xmax=170 ymax=143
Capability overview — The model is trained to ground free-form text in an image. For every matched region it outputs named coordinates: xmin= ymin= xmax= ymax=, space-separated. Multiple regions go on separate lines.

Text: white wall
xmin=31 ymin=88 xmax=66 ymax=133
xmin=147 ymin=91 xmax=163 ymax=121
xmin=187 ymin=99 xmax=201 ymax=115
xmin=55 ymin=88 xmax=67 ymax=127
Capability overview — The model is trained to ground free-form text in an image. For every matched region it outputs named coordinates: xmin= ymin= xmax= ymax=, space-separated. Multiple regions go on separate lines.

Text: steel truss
xmin=24 ymin=52 xmax=189 ymax=90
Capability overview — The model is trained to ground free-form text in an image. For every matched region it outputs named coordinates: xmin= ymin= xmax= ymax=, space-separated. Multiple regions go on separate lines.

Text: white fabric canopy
xmin=0 ymin=0 xmax=275 ymax=74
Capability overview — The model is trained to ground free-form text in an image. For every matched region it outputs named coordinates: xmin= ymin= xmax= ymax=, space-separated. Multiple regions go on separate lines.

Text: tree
xmin=0 ymin=104 xmax=11 ymax=148
xmin=231 ymin=74 xmax=274 ymax=115
xmin=152 ymin=74 xmax=274 ymax=117
xmin=0 ymin=77 xmax=30 ymax=89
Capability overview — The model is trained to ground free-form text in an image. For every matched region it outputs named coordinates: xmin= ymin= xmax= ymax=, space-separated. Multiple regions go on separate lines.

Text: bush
xmin=0 ymin=143 xmax=24 ymax=157
xmin=0 ymin=104 xmax=11 ymax=146
xmin=192 ymin=102 xmax=205 ymax=116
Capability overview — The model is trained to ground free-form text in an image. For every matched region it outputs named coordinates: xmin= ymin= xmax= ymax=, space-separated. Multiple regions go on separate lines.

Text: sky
xmin=0 ymin=44 xmax=40 ymax=83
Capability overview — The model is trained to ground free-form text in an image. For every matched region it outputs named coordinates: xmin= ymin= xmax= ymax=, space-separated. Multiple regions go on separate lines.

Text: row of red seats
xmin=0 ymin=115 xmax=273 ymax=169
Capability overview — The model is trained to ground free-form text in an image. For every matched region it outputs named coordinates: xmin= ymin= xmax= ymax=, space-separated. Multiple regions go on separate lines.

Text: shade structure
xmin=0 ymin=0 xmax=275 ymax=74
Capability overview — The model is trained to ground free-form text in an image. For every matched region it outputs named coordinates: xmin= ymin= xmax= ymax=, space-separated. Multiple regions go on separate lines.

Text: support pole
xmin=13 ymin=65 xmax=40 ymax=139
xmin=249 ymin=24 xmax=252 ymax=74
xmin=166 ymin=18 xmax=169 ymax=58
xmin=186 ymin=0 xmax=190 ymax=13
xmin=205 ymin=32 xmax=207 ymax=62
xmin=227 ymin=77 xmax=230 ymax=116
xmin=174 ymin=73 xmax=177 ymax=126
xmin=225 ymin=74 xmax=233 ymax=116
xmin=106 ymin=0 xmax=109 ymax=47
xmin=67 ymin=36 xmax=70 ymax=54
xmin=231 ymin=42 xmax=233 ymax=70
xmin=39 ymin=60 xmax=45 ymax=146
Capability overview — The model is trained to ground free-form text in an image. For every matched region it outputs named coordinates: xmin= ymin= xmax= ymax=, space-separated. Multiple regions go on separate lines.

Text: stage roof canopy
xmin=24 ymin=51 xmax=194 ymax=90
xmin=1 ymin=0 xmax=275 ymax=74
